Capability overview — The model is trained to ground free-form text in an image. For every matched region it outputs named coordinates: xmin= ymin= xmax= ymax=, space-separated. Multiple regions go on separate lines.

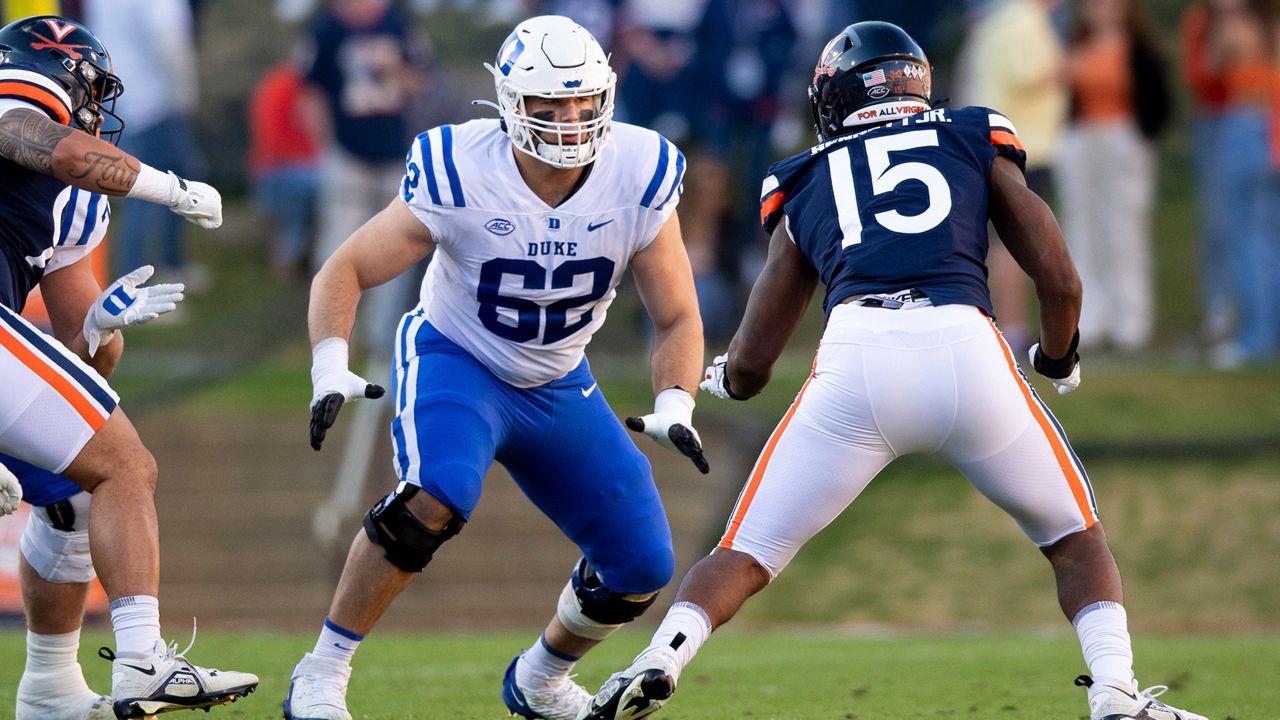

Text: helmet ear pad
xmin=808 ymin=21 xmax=932 ymax=140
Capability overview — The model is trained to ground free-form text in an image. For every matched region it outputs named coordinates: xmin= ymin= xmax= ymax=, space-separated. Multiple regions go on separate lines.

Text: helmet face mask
xmin=0 ymin=15 xmax=125 ymax=142
xmin=808 ymin=21 xmax=931 ymax=141
xmin=484 ymin=15 xmax=616 ymax=169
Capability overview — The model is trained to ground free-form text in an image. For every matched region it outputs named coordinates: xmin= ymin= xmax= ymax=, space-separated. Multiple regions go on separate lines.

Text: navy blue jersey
xmin=760 ymin=105 xmax=1026 ymax=317
xmin=0 ymin=80 xmax=111 ymax=312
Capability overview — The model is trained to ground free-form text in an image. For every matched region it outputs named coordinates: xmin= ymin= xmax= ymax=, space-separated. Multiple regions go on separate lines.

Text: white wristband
xmin=654 ymin=387 xmax=694 ymax=426
xmin=311 ymin=337 xmax=350 ymax=382
xmin=126 ymin=163 xmax=178 ymax=206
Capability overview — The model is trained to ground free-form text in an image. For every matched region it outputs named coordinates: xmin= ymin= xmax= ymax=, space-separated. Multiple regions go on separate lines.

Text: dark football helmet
xmin=0 ymin=15 xmax=124 ymax=142
xmin=808 ymin=21 xmax=931 ymax=141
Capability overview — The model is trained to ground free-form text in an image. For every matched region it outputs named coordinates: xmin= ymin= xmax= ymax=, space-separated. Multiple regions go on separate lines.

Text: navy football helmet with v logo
xmin=808 ymin=21 xmax=932 ymax=141
xmin=0 ymin=15 xmax=125 ymax=142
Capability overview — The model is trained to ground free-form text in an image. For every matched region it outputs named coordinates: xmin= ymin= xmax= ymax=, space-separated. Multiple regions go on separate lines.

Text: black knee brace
xmin=571 ymin=557 xmax=658 ymax=625
xmin=363 ymin=482 xmax=463 ymax=572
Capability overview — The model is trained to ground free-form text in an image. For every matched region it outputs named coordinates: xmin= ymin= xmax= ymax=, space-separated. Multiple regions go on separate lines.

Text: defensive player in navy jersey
xmin=0 ymin=15 xmax=258 ymax=718
xmin=5 ymin=272 xmax=182 ymax=719
xmin=580 ymin=22 xmax=1208 ymax=720
xmin=284 ymin=15 xmax=706 ymax=720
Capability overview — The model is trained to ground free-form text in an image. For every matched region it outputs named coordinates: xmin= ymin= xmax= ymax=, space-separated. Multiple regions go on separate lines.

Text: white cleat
xmin=577 ymin=645 xmax=679 ymax=720
xmin=282 ymin=652 xmax=353 ymax=720
xmin=104 ymin=635 xmax=258 ymax=718
xmin=1077 ymin=675 xmax=1209 ymax=720
xmin=502 ymin=654 xmax=592 ymax=720
xmin=16 ymin=666 xmax=115 ymax=720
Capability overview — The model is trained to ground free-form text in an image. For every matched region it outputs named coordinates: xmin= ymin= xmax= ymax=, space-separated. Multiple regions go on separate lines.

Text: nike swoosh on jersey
xmin=581 ymin=383 xmax=598 ymax=397
xmin=587 ymin=219 xmax=614 ymax=232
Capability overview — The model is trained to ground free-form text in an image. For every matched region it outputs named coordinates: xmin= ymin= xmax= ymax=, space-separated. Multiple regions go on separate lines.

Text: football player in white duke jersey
xmin=580 ymin=22 xmax=1209 ymax=720
xmin=285 ymin=15 xmax=708 ymax=720
xmin=0 ymin=14 xmax=260 ymax=719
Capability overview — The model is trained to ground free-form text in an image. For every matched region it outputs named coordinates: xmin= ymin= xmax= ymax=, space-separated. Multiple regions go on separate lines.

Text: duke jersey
xmin=760 ymin=106 xmax=1027 ymax=317
xmin=0 ymin=68 xmax=111 ymax=312
xmin=400 ymin=119 xmax=684 ymax=387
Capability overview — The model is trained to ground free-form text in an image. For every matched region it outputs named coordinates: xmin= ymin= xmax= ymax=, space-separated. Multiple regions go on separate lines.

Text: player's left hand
xmin=82 ymin=265 xmax=185 ymax=357
xmin=1028 ymin=332 xmax=1081 ymax=396
xmin=625 ymin=387 xmax=710 ymax=474
xmin=0 ymin=462 xmax=21 ymax=517
xmin=700 ymin=353 xmax=745 ymax=401
xmin=309 ymin=338 xmax=385 ymax=451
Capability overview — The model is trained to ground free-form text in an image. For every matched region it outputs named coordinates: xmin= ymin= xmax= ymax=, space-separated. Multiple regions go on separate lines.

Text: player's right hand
xmin=168 ymin=175 xmax=223 ymax=229
xmin=0 ymin=462 xmax=21 ymax=518
xmin=309 ymin=338 xmax=385 ymax=451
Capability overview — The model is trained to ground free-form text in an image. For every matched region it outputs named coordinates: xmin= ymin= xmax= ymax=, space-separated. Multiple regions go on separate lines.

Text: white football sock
xmin=517 ymin=634 xmax=578 ymax=686
xmin=109 ymin=595 xmax=161 ymax=657
xmin=311 ymin=618 xmax=364 ymax=665
xmin=1073 ymin=600 xmax=1135 ymax=688
xmin=649 ymin=601 xmax=712 ymax=678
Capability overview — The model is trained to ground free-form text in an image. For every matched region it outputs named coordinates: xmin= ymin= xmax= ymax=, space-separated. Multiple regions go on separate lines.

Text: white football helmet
xmin=484 ymin=15 xmax=616 ymax=169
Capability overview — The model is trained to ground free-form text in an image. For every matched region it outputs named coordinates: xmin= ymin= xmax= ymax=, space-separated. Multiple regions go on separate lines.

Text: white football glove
xmin=82 ymin=265 xmax=185 ymax=357
xmin=700 ymin=353 xmax=746 ymax=401
xmin=127 ymin=165 xmax=223 ymax=229
xmin=625 ymin=388 xmax=709 ymax=474
xmin=1 ymin=462 xmax=21 ymax=518
xmin=1028 ymin=343 xmax=1081 ymax=395
xmin=309 ymin=338 xmax=385 ymax=451
xmin=167 ymin=175 xmax=223 ymax=229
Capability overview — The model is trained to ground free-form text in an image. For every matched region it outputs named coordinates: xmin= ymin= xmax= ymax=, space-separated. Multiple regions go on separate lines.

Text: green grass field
xmin=1 ymin=629 xmax=1275 ymax=718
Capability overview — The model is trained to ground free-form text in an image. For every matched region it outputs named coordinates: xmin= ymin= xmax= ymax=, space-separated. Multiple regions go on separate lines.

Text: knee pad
xmin=363 ymin=482 xmax=463 ymax=572
xmin=20 ymin=492 xmax=95 ymax=584
xmin=556 ymin=557 xmax=659 ymax=640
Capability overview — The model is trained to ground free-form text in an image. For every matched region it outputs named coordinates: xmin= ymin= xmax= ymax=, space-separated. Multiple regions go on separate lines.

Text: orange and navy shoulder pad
xmin=980 ymin=107 xmax=1027 ymax=173
xmin=0 ymin=66 xmax=73 ymax=126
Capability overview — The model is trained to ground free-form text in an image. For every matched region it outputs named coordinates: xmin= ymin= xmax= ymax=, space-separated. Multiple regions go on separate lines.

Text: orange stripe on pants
xmin=0 ymin=323 xmax=106 ymax=431
xmin=720 ymin=373 xmax=816 ymax=548
xmin=984 ymin=319 xmax=1094 ymax=527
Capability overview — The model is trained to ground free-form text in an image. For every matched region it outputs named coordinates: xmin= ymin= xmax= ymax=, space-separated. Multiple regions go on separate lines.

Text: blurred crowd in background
xmin=26 ymin=0 xmax=1280 ymax=368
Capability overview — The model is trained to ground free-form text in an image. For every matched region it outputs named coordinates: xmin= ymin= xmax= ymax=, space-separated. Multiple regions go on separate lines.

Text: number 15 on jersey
xmin=828 ymin=129 xmax=953 ymax=249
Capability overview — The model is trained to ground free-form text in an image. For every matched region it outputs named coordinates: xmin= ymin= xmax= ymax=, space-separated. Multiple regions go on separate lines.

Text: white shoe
xmin=577 ymin=645 xmax=679 ymax=720
xmin=502 ymin=653 xmax=592 ymax=720
xmin=1078 ymin=675 xmax=1209 ymax=720
xmin=16 ymin=667 xmax=115 ymax=720
xmin=283 ymin=652 xmax=353 ymax=720
xmin=104 ymin=635 xmax=258 ymax=717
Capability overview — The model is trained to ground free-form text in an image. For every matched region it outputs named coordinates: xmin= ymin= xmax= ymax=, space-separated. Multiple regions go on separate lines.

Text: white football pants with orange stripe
xmin=719 ymin=302 xmax=1097 ymax=578
xmin=0 ymin=303 xmax=118 ymax=474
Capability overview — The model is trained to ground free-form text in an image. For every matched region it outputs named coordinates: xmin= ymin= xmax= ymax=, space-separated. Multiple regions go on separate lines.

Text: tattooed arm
xmin=0 ymin=108 xmax=140 ymax=194
xmin=0 ymin=107 xmax=223 ymax=227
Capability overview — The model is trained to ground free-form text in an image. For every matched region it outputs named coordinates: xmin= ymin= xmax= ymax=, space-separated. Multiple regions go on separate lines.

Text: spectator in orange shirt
xmin=1211 ymin=0 xmax=1279 ymax=365
xmin=1182 ymin=2 xmax=1234 ymax=354
xmin=248 ymin=53 xmax=321 ymax=280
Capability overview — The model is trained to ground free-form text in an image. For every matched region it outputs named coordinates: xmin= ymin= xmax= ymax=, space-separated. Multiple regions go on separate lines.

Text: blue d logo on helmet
xmin=480 ymin=15 xmax=617 ymax=169
xmin=497 ymin=34 xmax=525 ymax=77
